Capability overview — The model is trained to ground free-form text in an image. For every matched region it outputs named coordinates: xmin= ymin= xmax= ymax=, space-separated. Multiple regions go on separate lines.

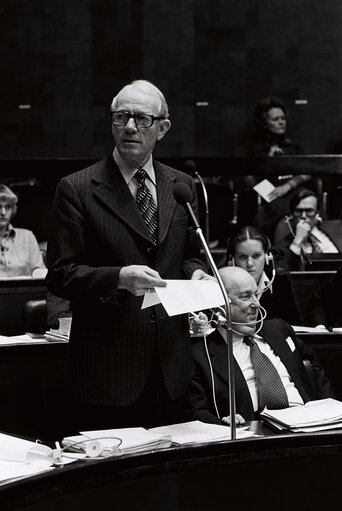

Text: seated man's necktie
xmin=244 ymin=337 xmax=289 ymax=410
xmin=135 ymin=168 xmax=157 ymax=244
xmin=307 ymin=232 xmax=322 ymax=253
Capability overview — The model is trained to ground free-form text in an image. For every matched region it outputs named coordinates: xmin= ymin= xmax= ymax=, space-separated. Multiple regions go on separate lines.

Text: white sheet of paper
xmin=142 ymin=279 xmax=224 ymax=316
xmin=253 ymin=179 xmax=276 ymax=202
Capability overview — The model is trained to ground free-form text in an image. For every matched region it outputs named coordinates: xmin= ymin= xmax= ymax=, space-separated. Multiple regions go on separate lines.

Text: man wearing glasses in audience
xmin=47 ymin=80 xmax=209 ymax=432
xmin=273 ymin=188 xmax=342 ymax=271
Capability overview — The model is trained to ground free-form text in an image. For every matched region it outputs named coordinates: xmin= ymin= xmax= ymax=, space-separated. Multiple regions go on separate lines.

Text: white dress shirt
xmin=113 ymin=148 xmax=157 ymax=206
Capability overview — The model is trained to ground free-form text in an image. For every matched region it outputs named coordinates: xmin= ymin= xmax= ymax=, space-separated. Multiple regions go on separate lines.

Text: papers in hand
xmin=142 ymin=279 xmax=224 ymax=316
xmin=253 ymin=179 xmax=276 ymax=203
xmin=261 ymin=398 xmax=342 ymax=432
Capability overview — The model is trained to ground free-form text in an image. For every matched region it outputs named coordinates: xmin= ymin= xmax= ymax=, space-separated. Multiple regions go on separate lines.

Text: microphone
xmin=173 ymin=182 xmax=200 ymax=229
xmin=174 ymin=182 xmax=237 ymax=439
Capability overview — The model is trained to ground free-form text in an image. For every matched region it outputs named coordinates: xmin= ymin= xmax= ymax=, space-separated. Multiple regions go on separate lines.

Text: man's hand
xmin=294 ymin=219 xmax=311 ymax=244
xmin=191 ymin=269 xmax=215 ymax=281
xmin=221 ymin=414 xmax=245 ymax=426
xmin=118 ymin=265 xmax=167 ymax=296
xmin=267 ymin=182 xmax=291 ymax=201
xmin=190 ymin=311 xmax=209 ymax=336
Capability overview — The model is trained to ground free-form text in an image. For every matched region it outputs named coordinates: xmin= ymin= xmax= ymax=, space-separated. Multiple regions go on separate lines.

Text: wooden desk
xmin=1 ymin=424 xmax=342 ymax=511
xmin=0 ymin=279 xmax=47 ymax=335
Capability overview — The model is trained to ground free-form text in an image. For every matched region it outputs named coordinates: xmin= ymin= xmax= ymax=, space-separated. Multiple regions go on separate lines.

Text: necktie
xmin=244 ymin=337 xmax=289 ymax=410
xmin=135 ymin=168 xmax=158 ymax=244
xmin=307 ymin=232 xmax=322 ymax=253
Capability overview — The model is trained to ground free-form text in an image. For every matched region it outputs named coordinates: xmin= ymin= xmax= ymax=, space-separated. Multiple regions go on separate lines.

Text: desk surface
xmin=1 ymin=423 xmax=342 ymax=511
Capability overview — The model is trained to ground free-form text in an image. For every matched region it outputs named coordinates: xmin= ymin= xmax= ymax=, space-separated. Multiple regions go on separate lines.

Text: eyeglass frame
xmin=111 ymin=110 xmax=166 ymax=128
xmin=292 ymin=207 xmax=317 ymax=218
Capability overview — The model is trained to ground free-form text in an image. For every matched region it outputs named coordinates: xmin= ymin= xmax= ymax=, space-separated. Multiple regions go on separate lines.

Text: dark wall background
xmin=1 ymin=0 xmax=342 ymax=159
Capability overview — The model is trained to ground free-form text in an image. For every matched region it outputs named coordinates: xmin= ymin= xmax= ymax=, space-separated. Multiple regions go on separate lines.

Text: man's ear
xmin=316 ymin=211 xmax=323 ymax=223
xmin=157 ymin=119 xmax=171 ymax=141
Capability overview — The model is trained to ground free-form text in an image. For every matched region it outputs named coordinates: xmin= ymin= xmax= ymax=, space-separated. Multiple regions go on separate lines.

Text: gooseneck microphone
xmin=173 ymin=182 xmax=237 ymax=440
xmin=184 ymin=160 xmax=210 ymax=242
xmin=173 ymin=182 xmax=200 ymax=229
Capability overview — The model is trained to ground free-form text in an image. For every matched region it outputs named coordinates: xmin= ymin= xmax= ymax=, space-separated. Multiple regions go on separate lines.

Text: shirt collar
xmin=256 ymin=271 xmax=272 ymax=296
xmin=4 ymin=224 xmax=15 ymax=239
xmin=113 ymin=148 xmax=155 ymax=186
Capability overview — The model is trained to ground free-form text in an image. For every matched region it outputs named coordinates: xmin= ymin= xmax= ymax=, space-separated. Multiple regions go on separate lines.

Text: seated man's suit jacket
xmin=47 ymin=155 xmax=206 ymax=406
xmin=186 ymin=318 xmax=333 ymax=425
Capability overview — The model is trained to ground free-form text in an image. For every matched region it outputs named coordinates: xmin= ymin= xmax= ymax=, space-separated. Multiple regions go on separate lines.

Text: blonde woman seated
xmin=0 ymin=184 xmax=46 ymax=278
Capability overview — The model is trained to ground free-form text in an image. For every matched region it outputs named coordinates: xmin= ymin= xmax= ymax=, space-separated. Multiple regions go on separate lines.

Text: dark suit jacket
xmin=47 ymin=155 xmax=206 ymax=406
xmin=273 ymin=220 xmax=342 ymax=271
xmin=186 ymin=319 xmax=333 ymax=425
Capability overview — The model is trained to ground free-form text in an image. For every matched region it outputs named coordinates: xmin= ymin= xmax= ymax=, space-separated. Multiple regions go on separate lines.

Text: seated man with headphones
xmin=186 ymin=266 xmax=333 ymax=426
xmin=225 ymin=225 xmax=302 ymax=325
xmin=273 ymin=188 xmax=342 ymax=271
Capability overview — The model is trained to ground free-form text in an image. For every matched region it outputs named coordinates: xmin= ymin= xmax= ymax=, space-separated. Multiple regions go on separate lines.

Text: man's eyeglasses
xmin=293 ymin=207 xmax=317 ymax=218
xmin=111 ymin=111 xmax=165 ymax=128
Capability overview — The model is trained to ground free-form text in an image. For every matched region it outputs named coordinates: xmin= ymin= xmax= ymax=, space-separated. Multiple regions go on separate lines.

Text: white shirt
xmin=229 ymin=331 xmax=304 ymax=411
xmin=113 ymin=148 xmax=158 ymax=205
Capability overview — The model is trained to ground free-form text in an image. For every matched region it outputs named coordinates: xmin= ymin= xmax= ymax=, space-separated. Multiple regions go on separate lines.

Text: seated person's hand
xmin=32 ymin=268 xmax=48 ymax=279
xmin=314 ymin=324 xmax=328 ymax=330
xmin=189 ymin=311 xmax=210 ymax=336
xmin=267 ymin=182 xmax=291 ymax=201
xmin=268 ymin=145 xmax=284 ymax=157
xmin=221 ymin=414 xmax=246 ymax=426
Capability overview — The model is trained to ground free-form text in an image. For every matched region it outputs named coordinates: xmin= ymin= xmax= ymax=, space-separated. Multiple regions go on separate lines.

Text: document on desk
xmin=150 ymin=420 xmax=255 ymax=445
xmin=261 ymin=398 xmax=342 ymax=432
xmin=0 ymin=433 xmax=52 ymax=484
xmin=142 ymin=279 xmax=225 ymax=316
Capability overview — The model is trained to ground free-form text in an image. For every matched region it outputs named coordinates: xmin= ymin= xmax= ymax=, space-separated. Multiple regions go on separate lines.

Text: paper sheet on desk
xmin=253 ymin=179 xmax=276 ymax=203
xmin=142 ymin=279 xmax=225 ymax=316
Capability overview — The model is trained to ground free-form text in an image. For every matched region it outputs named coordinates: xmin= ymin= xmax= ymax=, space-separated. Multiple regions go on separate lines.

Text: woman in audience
xmin=225 ymin=225 xmax=303 ymax=325
xmin=0 ymin=184 xmax=46 ymax=278
xmin=273 ymin=188 xmax=342 ymax=271
xmin=245 ymin=96 xmax=310 ymax=239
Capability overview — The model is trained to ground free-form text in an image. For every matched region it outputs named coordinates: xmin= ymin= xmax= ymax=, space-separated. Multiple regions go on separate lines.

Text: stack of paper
xmin=261 ymin=398 xmax=342 ymax=432
xmin=150 ymin=420 xmax=254 ymax=444
xmin=62 ymin=427 xmax=172 ymax=457
xmin=62 ymin=422 xmax=255 ymax=458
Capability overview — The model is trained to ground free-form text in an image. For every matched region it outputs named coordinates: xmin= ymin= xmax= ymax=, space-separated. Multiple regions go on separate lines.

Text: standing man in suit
xmin=47 ymin=80 xmax=209 ymax=431
xmin=186 ymin=266 xmax=333 ymax=426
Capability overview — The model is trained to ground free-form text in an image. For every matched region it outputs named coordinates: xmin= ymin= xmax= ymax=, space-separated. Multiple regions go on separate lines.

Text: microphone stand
xmin=194 ymin=171 xmax=210 ymax=243
xmin=195 ymin=227 xmax=237 ymax=440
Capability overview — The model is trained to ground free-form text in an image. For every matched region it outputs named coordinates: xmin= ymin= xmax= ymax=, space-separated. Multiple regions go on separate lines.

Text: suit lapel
xmin=154 ymin=161 xmax=178 ymax=245
xmin=208 ymin=331 xmax=254 ymax=404
xmin=91 ymin=156 xmax=154 ymax=243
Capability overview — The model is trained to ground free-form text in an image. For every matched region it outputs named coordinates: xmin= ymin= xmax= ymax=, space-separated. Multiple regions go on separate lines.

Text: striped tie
xmin=135 ymin=168 xmax=158 ymax=244
xmin=244 ymin=337 xmax=289 ymax=411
